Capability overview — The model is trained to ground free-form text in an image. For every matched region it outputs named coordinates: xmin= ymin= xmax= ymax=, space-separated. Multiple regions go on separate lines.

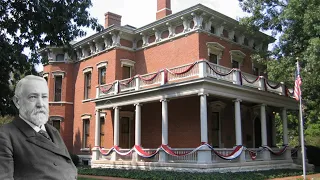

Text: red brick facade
xmin=42 ymin=2 xmax=281 ymax=159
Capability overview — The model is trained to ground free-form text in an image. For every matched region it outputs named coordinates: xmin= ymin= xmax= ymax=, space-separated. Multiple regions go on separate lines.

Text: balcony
xmin=96 ymin=60 xmax=293 ymax=99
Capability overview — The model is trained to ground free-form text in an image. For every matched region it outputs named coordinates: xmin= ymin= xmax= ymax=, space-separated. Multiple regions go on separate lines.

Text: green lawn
xmin=76 ymin=166 xmax=320 ymax=180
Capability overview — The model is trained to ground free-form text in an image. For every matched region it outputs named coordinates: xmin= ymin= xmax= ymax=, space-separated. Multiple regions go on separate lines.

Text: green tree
xmin=239 ymin=0 xmax=320 ymax=147
xmin=0 ymin=0 xmax=103 ymax=116
xmin=0 ymin=116 xmax=14 ymax=126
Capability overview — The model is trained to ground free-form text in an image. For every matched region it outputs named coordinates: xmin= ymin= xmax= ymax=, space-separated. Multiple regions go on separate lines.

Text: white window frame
xmin=52 ymin=71 xmax=65 ymax=102
xmin=120 ymin=59 xmax=135 ymax=78
xmin=206 ymin=42 xmax=225 ymax=65
xmin=49 ymin=116 xmax=63 ymax=132
xmin=81 ymin=114 xmax=92 ymax=150
xmin=230 ymin=50 xmax=246 ymax=69
xmin=96 ymin=61 xmax=108 ymax=85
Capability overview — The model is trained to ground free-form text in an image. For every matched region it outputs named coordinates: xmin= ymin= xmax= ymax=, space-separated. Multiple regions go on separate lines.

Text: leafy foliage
xmin=0 ymin=0 xmax=103 ymax=116
xmin=77 ymin=167 xmax=318 ymax=180
xmin=0 ymin=116 xmax=14 ymax=126
xmin=239 ymin=0 xmax=320 ymax=147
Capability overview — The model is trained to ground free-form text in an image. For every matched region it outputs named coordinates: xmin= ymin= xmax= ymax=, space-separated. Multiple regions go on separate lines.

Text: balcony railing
xmin=96 ymin=60 xmax=292 ymax=98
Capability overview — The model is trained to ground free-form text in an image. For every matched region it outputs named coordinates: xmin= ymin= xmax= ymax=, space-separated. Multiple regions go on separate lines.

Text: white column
xmin=135 ymin=103 xmax=142 ymax=145
xmin=282 ymin=108 xmax=288 ymax=145
xmin=132 ymin=103 xmax=142 ymax=162
xmin=198 ymin=60 xmax=207 ymax=78
xmin=111 ymin=107 xmax=120 ymax=161
xmin=197 ymin=93 xmax=211 ymax=164
xmin=114 ymin=107 xmax=120 ymax=146
xmin=271 ymin=114 xmax=277 ymax=147
xmin=159 ymin=99 xmax=168 ymax=163
xmin=234 ymin=99 xmax=245 ymax=162
xmin=92 ymin=109 xmax=101 ymax=161
xmin=200 ymin=94 xmax=208 ymax=143
xmin=234 ymin=99 xmax=242 ymax=145
xmin=260 ymin=104 xmax=270 ymax=160
xmin=281 ymin=108 xmax=291 ymax=160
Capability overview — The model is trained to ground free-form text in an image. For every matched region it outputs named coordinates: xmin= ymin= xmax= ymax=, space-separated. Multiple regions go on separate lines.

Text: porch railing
xmin=98 ymin=147 xmax=289 ymax=164
xmin=96 ymin=60 xmax=291 ymax=98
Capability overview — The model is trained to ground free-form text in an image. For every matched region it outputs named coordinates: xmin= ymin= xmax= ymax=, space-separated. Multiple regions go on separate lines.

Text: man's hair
xmin=15 ymin=75 xmax=47 ymax=98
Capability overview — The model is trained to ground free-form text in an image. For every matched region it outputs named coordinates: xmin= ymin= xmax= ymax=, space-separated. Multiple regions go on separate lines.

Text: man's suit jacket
xmin=0 ymin=117 xmax=77 ymax=180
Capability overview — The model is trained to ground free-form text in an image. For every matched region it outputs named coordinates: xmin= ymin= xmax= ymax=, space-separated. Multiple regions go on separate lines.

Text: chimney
xmin=104 ymin=12 xmax=122 ymax=28
xmin=156 ymin=0 xmax=172 ymax=20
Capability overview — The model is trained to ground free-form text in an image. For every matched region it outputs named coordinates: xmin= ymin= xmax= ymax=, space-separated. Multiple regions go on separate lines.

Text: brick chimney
xmin=104 ymin=12 xmax=122 ymax=28
xmin=156 ymin=0 xmax=172 ymax=20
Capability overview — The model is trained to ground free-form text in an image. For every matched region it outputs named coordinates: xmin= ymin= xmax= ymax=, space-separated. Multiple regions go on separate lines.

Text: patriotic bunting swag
xmin=97 ymin=144 xmax=288 ymax=161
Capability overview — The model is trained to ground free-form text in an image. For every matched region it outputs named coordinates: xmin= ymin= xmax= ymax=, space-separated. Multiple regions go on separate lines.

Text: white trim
xmin=83 ymin=66 xmax=93 ymax=74
xmin=230 ymin=50 xmax=246 ymax=64
xmin=207 ymin=42 xmax=225 ymax=65
xmin=82 ymin=99 xmax=93 ymax=103
xmin=96 ymin=61 xmax=108 ymax=69
xmin=156 ymin=8 xmax=172 ymax=13
xmin=49 ymin=101 xmax=73 ymax=104
xmin=81 ymin=114 xmax=92 ymax=120
xmin=52 ymin=71 xmax=65 ymax=78
xmin=100 ymin=112 xmax=106 ymax=117
xmin=49 ymin=116 xmax=64 ymax=121
xmin=43 ymin=72 xmax=49 ymax=78
xmin=120 ymin=59 xmax=135 ymax=67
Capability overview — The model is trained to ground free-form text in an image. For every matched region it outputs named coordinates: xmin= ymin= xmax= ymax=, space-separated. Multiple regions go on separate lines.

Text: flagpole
xmin=299 ymin=95 xmax=306 ymax=179
xmin=297 ymin=60 xmax=306 ymax=179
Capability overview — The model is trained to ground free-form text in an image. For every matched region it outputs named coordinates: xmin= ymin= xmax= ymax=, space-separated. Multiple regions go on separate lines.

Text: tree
xmin=0 ymin=116 xmax=14 ymax=126
xmin=238 ymin=0 xmax=320 ymax=147
xmin=0 ymin=0 xmax=103 ymax=116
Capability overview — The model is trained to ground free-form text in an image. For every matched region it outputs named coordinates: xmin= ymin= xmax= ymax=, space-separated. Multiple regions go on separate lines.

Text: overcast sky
xmin=35 ymin=0 xmax=248 ymax=71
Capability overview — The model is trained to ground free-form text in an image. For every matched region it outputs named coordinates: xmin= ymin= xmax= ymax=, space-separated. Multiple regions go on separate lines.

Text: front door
xmin=210 ymin=112 xmax=220 ymax=148
xmin=119 ymin=117 xmax=131 ymax=148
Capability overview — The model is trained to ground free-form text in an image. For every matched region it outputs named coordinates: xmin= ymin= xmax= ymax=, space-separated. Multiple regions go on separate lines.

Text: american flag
xmin=294 ymin=62 xmax=302 ymax=101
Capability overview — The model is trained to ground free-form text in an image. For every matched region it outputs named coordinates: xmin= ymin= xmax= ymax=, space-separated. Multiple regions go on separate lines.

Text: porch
xmin=91 ymin=59 xmax=298 ymax=171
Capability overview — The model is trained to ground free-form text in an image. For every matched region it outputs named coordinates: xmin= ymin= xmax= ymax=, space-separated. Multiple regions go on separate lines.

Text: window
xmin=54 ymin=76 xmax=62 ymax=101
xmin=120 ymin=59 xmax=135 ymax=79
xmin=209 ymin=53 xmax=218 ymax=64
xmin=98 ymin=67 xmax=106 ymax=85
xmin=83 ymin=119 xmax=90 ymax=148
xmin=244 ymin=38 xmax=249 ymax=46
xmin=253 ymin=67 xmax=260 ymax=76
xmin=223 ymin=29 xmax=228 ymax=38
xmin=100 ymin=117 xmax=105 ymax=147
xmin=206 ymin=42 xmax=225 ymax=65
xmin=210 ymin=26 xmax=215 ymax=34
xmin=84 ymin=72 xmax=91 ymax=99
xmin=230 ymin=50 xmax=246 ymax=70
xmin=50 ymin=120 xmax=61 ymax=132
xmin=122 ymin=66 xmax=131 ymax=79
xmin=56 ymin=54 xmax=65 ymax=61
xmin=233 ymin=35 xmax=237 ymax=43
xmin=232 ymin=60 xmax=239 ymax=69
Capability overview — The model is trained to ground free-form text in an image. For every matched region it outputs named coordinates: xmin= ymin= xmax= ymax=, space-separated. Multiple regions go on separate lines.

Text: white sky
xmin=35 ymin=0 xmax=249 ymax=72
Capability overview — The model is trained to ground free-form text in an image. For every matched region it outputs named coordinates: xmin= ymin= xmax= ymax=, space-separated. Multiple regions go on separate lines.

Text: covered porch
xmin=90 ymin=60 xmax=298 ymax=171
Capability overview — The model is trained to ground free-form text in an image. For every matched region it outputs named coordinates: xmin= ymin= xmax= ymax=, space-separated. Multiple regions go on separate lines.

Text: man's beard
xmin=21 ymin=107 xmax=49 ymax=126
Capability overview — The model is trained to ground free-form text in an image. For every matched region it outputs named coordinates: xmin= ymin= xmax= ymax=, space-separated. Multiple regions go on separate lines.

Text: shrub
xmin=306 ymin=145 xmax=320 ymax=166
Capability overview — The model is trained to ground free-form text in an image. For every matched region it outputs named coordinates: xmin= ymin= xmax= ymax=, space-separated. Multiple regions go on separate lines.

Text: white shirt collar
xmin=19 ymin=115 xmax=47 ymax=133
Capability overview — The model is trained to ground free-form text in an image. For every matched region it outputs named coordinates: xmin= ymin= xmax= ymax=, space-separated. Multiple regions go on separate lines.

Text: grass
xmin=76 ymin=166 xmax=320 ymax=180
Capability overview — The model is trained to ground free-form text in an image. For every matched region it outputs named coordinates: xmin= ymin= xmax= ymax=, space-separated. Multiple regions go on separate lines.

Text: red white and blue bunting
xmin=97 ymin=143 xmax=246 ymax=160
xmin=97 ymin=144 xmax=288 ymax=161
